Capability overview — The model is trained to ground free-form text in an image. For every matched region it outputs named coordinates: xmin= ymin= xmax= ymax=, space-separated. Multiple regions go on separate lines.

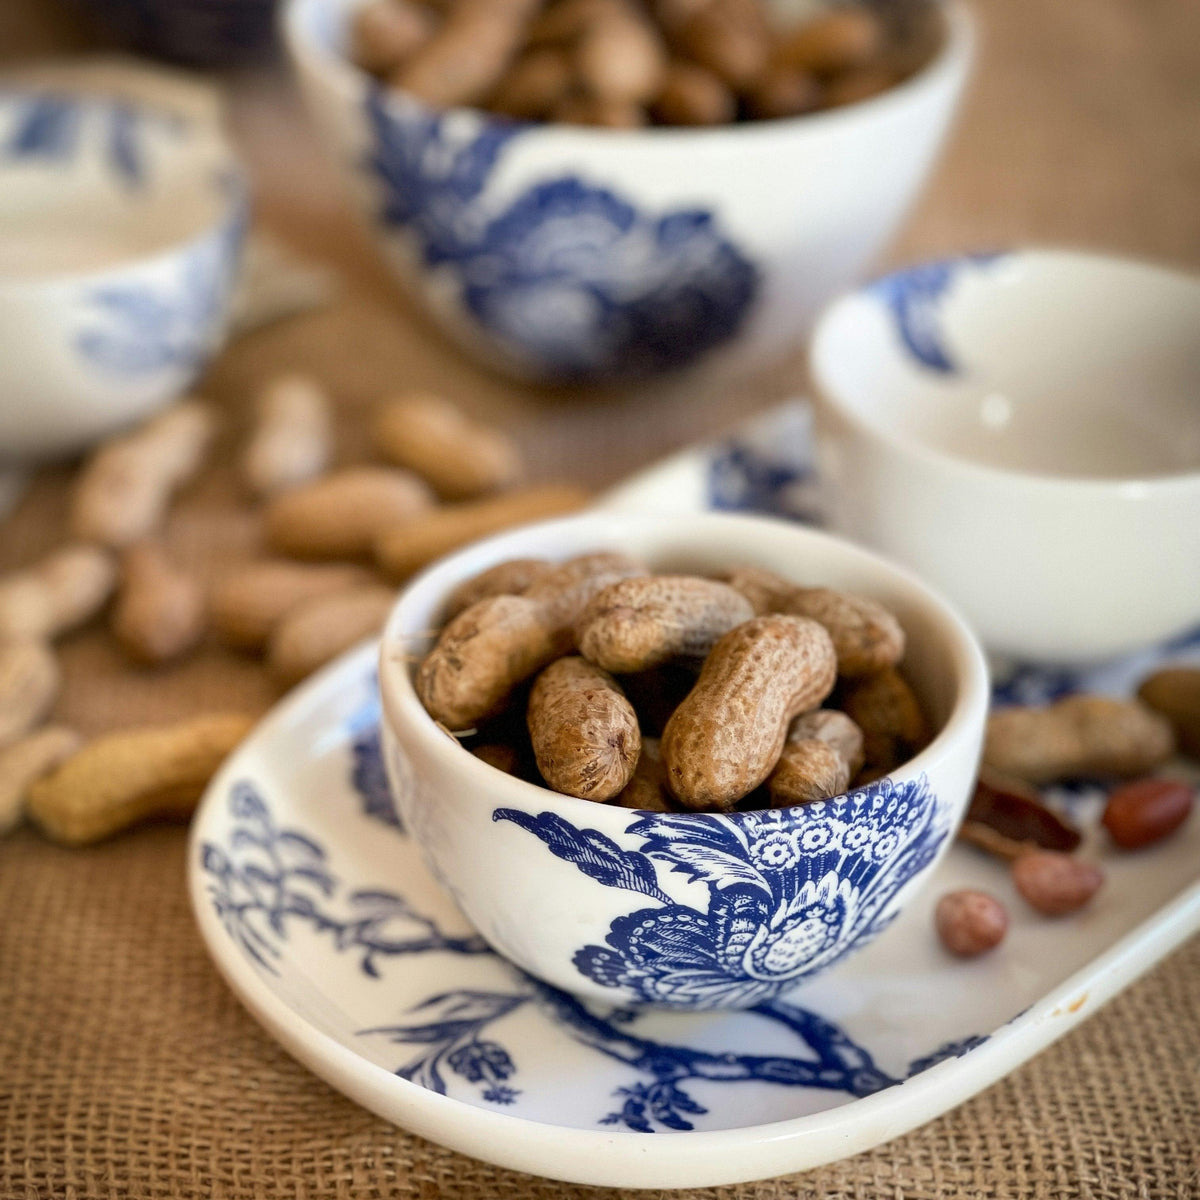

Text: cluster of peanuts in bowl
xmin=351 ymin=0 xmax=934 ymax=127
xmin=415 ymin=551 xmax=926 ymax=812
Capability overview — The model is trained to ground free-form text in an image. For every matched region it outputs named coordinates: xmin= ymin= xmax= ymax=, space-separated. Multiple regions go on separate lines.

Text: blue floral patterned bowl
xmin=284 ymin=0 xmax=973 ymax=383
xmin=0 ymin=89 xmax=246 ymax=459
xmin=378 ymin=512 xmax=990 ymax=1011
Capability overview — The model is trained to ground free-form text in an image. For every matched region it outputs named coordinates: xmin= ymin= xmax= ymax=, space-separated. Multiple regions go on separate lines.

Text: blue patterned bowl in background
xmin=284 ymin=0 xmax=973 ymax=383
xmin=379 ymin=513 xmax=990 ymax=1011
xmin=0 ymin=89 xmax=246 ymax=459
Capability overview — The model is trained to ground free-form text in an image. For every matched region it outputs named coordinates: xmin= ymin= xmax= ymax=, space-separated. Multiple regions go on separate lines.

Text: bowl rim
xmin=282 ymin=0 xmax=975 ymax=148
xmin=0 ymin=87 xmax=249 ymax=291
xmin=377 ymin=510 xmax=991 ymax=829
xmin=810 ymin=247 xmax=1200 ymax=493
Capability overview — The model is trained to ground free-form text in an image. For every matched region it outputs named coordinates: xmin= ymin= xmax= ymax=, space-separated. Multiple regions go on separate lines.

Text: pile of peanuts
xmin=936 ymin=678 xmax=1198 ymax=956
xmin=415 ymin=551 xmax=926 ymax=810
xmin=351 ymin=0 xmax=932 ymax=127
xmin=0 ymin=381 xmax=588 ymax=846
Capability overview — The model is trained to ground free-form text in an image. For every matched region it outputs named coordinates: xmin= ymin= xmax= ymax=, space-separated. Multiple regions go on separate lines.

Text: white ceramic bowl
xmin=810 ymin=250 xmax=1200 ymax=664
xmin=0 ymin=89 xmax=246 ymax=460
xmin=378 ymin=512 xmax=989 ymax=1011
xmin=283 ymin=0 xmax=973 ymax=383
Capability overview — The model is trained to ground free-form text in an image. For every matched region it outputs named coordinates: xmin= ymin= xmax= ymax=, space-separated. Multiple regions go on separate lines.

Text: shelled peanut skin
xmin=412 ymin=555 xmax=926 ymax=813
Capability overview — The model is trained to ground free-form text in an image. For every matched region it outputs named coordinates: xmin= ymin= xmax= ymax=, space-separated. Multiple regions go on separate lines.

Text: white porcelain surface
xmin=188 ymin=636 xmax=1200 ymax=1188
xmin=0 ymin=88 xmax=246 ymax=459
xmin=809 ymin=251 xmax=1200 ymax=662
xmin=378 ymin=512 xmax=989 ymax=1011
xmin=283 ymin=0 xmax=972 ymax=382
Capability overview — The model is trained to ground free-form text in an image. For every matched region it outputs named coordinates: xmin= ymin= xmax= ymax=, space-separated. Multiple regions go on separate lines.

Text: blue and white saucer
xmin=189 ymin=405 xmax=1200 ymax=1188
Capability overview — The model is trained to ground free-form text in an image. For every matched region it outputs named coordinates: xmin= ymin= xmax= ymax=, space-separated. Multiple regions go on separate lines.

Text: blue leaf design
xmin=493 ymin=809 xmax=671 ymax=905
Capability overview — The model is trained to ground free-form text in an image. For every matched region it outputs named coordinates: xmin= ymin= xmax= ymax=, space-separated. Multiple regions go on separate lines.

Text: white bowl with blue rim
xmin=283 ymin=0 xmax=973 ymax=383
xmin=378 ymin=511 xmax=989 ymax=1012
xmin=810 ymin=250 xmax=1200 ymax=664
xmin=0 ymin=88 xmax=247 ymax=461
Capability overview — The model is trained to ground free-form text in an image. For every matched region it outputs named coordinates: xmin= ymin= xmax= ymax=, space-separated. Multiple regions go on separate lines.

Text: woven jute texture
xmin=0 ymin=826 xmax=1197 ymax=1200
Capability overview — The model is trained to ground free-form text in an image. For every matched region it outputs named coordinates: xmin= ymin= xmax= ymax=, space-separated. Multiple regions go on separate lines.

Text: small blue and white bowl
xmin=379 ymin=512 xmax=989 ymax=1011
xmin=284 ymin=0 xmax=973 ymax=383
xmin=0 ymin=89 xmax=247 ymax=460
xmin=810 ymin=250 xmax=1200 ymax=662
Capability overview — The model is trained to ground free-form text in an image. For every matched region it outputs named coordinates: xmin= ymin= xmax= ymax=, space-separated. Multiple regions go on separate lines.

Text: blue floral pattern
xmin=74 ymin=189 xmax=245 ymax=376
xmin=0 ymin=92 xmax=183 ymax=185
xmin=201 ymin=766 xmax=980 ymax=1131
xmin=364 ymin=90 xmax=758 ymax=378
xmin=495 ymin=775 xmax=948 ymax=1010
xmin=869 ymin=253 xmax=1005 ymax=374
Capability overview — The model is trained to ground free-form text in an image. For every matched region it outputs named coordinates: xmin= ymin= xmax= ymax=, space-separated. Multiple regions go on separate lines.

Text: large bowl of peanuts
xmin=378 ymin=511 xmax=989 ymax=1010
xmin=284 ymin=0 xmax=973 ymax=382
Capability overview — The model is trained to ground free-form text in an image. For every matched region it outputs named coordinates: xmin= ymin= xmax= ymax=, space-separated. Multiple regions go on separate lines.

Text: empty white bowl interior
xmin=385 ymin=513 xmax=986 ymax=775
xmin=815 ymin=253 xmax=1200 ymax=479
xmin=0 ymin=97 xmax=231 ymax=279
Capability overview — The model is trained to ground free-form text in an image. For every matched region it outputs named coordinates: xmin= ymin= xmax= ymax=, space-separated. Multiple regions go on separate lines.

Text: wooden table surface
xmin=1 ymin=2 xmax=1198 ymax=1196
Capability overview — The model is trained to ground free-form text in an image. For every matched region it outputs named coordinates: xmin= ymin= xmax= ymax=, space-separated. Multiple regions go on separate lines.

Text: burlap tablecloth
xmin=2 ymin=0 xmax=1199 ymax=1194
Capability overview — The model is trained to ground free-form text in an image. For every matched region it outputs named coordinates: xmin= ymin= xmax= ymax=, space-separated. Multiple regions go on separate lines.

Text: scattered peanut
xmin=266 ymin=466 xmax=435 ymax=560
xmin=443 ymin=558 xmax=551 ymax=622
xmin=268 ymin=585 xmax=397 ymax=686
xmin=768 ymin=709 xmax=864 ymax=806
xmin=935 ymin=890 xmax=1008 ymax=957
xmin=0 ymin=640 xmax=60 ymax=750
xmin=839 ymin=666 xmax=929 ymax=776
xmin=375 ymin=484 xmax=589 ymax=579
xmin=1012 ymin=850 xmax=1104 ymax=917
xmin=26 ymin=713 xmax=254 ymax=846
xmin=984 ymin=695 xmax=1175 ymax=785
xmin=661 ymin=614 xmax=837 ymax=810
xmin=1137 ymin=667 xmax=1200 ymax=760
xmin=726 ymin=566 xmax=904 ymax=677
xmin=72 ymin=400 xmax=215 ymax=547
xmin=1102 ymin=778 xmax=1194 ymax=850
xmin=242 ymin=374 xmax=333 ymax=498
xmin=373 ymin=393 xmax=524 ymax=501
xmin=112 ymin=542 xmax=206 ymax=665
xmin=210 ymin=560 xmax=375 ymax=650
xmin=0 ymin=726 xmax=81 ymax=835
xmin=575 ymin=574 xmax=754 ymax=674
xmin=527 ymin=656 xmax=640 ymax=801
xmin=0 ymin=544 xmax=117 ymax=641
xmin=959 ymin=767 xmax=1081 ymax=859
xmin=613 ymin=735 xmax=673 ymax=810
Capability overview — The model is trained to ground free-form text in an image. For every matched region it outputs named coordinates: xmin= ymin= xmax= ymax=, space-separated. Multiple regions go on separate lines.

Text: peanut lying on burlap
xmin=267 ymin=466 xmax=435 ymax=560
xmin=27 ymin=713 xmax=254 ymax=846
xmin=243 ymin=373 xmax=333 ymax=498
xmin=112 ymin=542 xmax=206 ymax=665
xmin=268 ymin=584 xmax=397 ymax=685
xmin=373 ymin=393 xmax=524 ymax=501
xmin=0 ymin=726 xmax=81 ymax=835
xmin=0 ymin=640 xmax=61 ymax=750
xmin=72 ymin=400 xmax=215 ymax=547
xmin=0 ymin=544 xmax=117 ymax=642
